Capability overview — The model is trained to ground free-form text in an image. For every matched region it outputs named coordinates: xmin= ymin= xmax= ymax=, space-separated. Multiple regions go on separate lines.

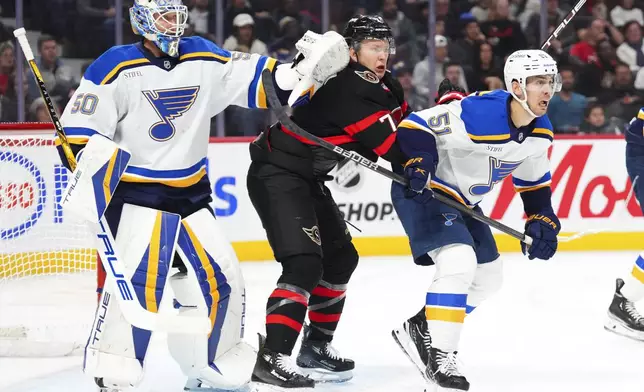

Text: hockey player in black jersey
xmin=247 ymin=15 xmax=410 ymax=389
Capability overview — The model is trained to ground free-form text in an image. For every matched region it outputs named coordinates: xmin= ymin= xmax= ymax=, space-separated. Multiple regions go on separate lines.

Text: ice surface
xmin=1 ymin=252 xmax=643 ymax=392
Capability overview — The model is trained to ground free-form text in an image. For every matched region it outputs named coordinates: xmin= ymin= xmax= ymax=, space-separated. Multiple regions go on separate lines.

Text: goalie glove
xmin=288 ymin=30 xmax=350 ymax=107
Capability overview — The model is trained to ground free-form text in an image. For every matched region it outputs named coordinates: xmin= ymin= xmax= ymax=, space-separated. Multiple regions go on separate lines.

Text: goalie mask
xmin=130 ymin=0 xmax=188 ymax=57
xmin=343 ymin=15 xmax=396 ymax=55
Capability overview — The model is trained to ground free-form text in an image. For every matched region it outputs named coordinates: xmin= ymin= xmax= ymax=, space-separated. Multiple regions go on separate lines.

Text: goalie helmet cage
xmin=0 ymin=123 xmax=96 ymax=357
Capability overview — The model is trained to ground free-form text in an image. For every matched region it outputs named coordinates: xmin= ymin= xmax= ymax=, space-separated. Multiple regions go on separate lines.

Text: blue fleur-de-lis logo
xmin=469 ymin=157 xmax=522 ymax=196
xmin=143 ymin=86 xmax=200 ymax=142
xmin=443 ymin=213 xmax=458 ymax=226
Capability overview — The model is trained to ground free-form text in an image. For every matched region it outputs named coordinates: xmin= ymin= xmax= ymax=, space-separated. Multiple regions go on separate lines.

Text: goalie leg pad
xmin=172 ymin=208 xmax=247 ymax=386
xmin=84 ymin=204 xmax=181 ymax=386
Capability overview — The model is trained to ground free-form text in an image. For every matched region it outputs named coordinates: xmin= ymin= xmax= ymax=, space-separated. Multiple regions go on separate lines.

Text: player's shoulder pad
xmin=398 ymin=108 xmax=440 ymax=134
xmin=178 ymin=36 xmax=231 ymax=64
xmin=460 ymin=89 xmax=513 ymax=143
xmin=84 ymin=44 xmax=150 ymax=86
xmin=529 ymin=115 xmax=554 ymax=142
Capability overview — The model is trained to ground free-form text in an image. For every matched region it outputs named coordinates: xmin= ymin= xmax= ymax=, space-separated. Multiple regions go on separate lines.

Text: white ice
xmin=1 ymin=251 xmax=643 ymax=392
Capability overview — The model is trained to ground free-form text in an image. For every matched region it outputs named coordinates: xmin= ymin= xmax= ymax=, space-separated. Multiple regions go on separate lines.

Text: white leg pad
xmin=84 ymin=204 xmax=181 ymax=387
xmin=171 ymin=208 xmax=248 ymax=387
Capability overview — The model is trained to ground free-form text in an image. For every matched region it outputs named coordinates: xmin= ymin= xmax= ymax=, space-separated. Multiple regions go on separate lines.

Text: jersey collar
xmin=136 ymin=41 xmax=179 ymax=72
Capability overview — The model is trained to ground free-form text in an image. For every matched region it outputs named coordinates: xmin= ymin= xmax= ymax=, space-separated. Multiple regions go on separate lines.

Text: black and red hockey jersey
xmin=250 ymin=61 xmax=411 ymax=178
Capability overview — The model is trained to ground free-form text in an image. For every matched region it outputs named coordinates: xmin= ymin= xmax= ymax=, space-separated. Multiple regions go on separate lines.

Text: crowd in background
xmin=0 ymin=0 xmax=643 ymax=136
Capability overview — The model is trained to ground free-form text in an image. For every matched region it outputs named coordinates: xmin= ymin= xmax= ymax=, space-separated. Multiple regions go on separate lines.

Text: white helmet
xmin=504 ymin=49 xmax=561 ymax=117
xmin=130 ymin=0 xmax=188 ymax=57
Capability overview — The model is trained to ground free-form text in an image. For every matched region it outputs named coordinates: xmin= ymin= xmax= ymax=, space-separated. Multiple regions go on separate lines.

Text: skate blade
xmin=391 ymin=328 xmax=431 ymax=383
xmin=247 ymin=382 xmax=313 ymax=392
xmin=185 ymin=383 xmax=252 ymax=392
xmin=604 ymin=313 xmax=644 ymax=342
xmin=424 ymin=387 xmax=466 ymax=392
xmin=298 ymin=367 xmax=353 ymax=383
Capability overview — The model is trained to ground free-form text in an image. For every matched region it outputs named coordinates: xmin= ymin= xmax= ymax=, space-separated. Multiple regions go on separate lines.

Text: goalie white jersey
xmin=58 ymin=36 xmax=277 ymax=191
xmin=397 ymin=90 xmax=554 ymax=206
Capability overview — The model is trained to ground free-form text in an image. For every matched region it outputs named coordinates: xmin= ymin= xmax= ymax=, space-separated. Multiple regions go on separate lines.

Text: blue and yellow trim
xmin=100 ymin=58 xmax=151 ymax=85
xmin=467 ymin=132 xmax=511 ymax=143
xmin=248 ymin=56 xmax=278 ymax=109
xmin=399 ymin=113 xmax=432 ymax=133
xmin=638 ymin=109 xmax=644 ymax=121
xmin=121 ymin=158 xmax=207 ymax=188
xmin=54 ymin=127 xmax=99 ymax=146
xmin=430 ymin=177 xmax=474 ymax=207
xmin=425 ymin=293 xmax=467 ymax=323
xmin=529 ymin=127 xmax=554 ymax=142
xmin=513 ymin=172 xmax=552 ymax=193
xmin=632 ymin=255 xmax=644 ymax=284
xmin=179 ymin=51 xmax=230 ymax=64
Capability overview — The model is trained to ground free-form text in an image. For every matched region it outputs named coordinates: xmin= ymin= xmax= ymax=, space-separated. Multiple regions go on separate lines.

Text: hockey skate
xmin=295 ymin=324 xmax=354 ymax=383
xmin=604 ymin=278 xmax=644 ymax=341
xmin=392 ymin=308 xmax=432 ymax=382
xmin=424 ymin=348 xmax=470 ymax=392
xmin=94 ymin=377 xmax=128 ymax=392
xmin=250 ymin=334 xmax=315 ymax=391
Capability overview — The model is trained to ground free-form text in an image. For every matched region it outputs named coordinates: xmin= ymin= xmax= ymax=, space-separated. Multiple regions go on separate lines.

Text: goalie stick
xmin=260 ymin=69 xmax=533 ymax=245
xmin=13 ymin=28 xmax=211 ymax=334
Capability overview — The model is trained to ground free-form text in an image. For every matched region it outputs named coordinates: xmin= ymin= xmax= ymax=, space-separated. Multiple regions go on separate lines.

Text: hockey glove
xmin=435 ymin=78 xmax=467 ymax=105
xmin=521 ymin=214 xmax=561 ymax=260
xmin=403 ymin=155 xmax=434 ymax=204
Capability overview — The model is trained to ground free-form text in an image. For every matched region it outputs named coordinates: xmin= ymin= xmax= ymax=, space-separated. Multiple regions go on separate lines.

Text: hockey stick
xmin=13 ymin=28 xmax=211 ymax=334
xmin=540 ymin=0 xmax=587 ymax=51
xmin=261 ymin=69 xmax=533 ymax=245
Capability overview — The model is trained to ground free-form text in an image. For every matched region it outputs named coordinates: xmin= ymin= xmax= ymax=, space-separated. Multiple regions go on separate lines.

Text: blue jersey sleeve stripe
xmin=426 ymin=293 xmax=467 ymax=308
xmin=513 ymin=172 xmax=552 ymax=187
xmin=248 ymin=56 xmax=268 ymax=109
xmin=407 ymin=113 xmax=430 ymax=128
xmin=124 ymin=158 xmax=207 ymax=179
xmin=61 ymin=127 xmax=100 ymax=137
xmin=179 ymin=52 xmax=230 ymax=64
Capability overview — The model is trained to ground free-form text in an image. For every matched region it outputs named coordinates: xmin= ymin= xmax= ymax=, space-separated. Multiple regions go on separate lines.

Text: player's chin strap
xmin=510 ymin=88 xmax=539 ymax=119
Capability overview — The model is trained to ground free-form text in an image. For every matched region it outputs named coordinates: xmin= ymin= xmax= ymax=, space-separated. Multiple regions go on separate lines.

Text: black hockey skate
xmin=296 ymin=324 xmax=354 ymax=383
xmin=392 ymin=308 xmax=433 ymax=382
xmin=251 ymin=334 xmax=315 ymax=390
xmin=424 ymin=348 xmax=470 ymax=392
xmin=95 ymin=377 xmax=126 ymax=392
xmin=604 ymin=278 xmax=644 ymax=341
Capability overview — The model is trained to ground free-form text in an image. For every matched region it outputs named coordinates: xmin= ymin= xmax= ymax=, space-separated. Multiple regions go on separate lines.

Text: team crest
xmin=143 ymin=86 xmax=200 ymax=141
xmin=302 ymin=226 xmax=322 ymax=245
xmin=355 ymin=70 xmax=379 ymax=84
xmin=163 ymin=60 xmax=172 ymax=69
xmin=442 ymin=213 xmax=458 ymax=226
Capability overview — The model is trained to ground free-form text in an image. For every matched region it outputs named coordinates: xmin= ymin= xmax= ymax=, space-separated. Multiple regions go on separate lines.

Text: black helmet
xmin=342 ymin=15 xmax=396 ymax=54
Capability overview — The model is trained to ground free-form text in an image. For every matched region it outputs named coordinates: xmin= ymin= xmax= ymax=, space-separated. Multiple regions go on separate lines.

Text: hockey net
xmin=0 ymin=124 xmax=97 ymax=357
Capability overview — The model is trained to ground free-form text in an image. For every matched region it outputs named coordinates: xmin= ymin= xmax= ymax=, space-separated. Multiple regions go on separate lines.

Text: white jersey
xmin=59 ymin=36 xmax=277 ymax=189
xmin=398 ymin=90 xmax=554 ymax=207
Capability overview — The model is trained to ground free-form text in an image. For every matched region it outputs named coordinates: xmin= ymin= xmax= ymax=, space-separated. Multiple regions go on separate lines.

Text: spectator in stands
xmin=380 ymin=0 xmax=419 ymax=65
xmin=467 ymin=41 xmax=504 ymax=91
xmin=29 ymin=97 xmax=56 ymax=123
xmin=189 ymin=0 xmax=216 ymax=42
xmin=576 ymin=39 xmax=618 ymax=97
xmin=601 ymin=62 xmax=644 ymax=122
xmin=0 ymin=41 xmax=14 ymax=97
xmin=570 ymin=18 xmax=624 ymax=66
xmin=617 ymin=20 xmax=644 ymax=72
xmin=413 ymin=35 xmax=468 ymax=97
xmin=273 ymin=0 xmax=320 ymax=34
xmin=0 ymin=70 xmax=27 ymax=122
xmin=444 ymin=62 xmax=468 ymax=91
xmin=610 ymin=0 xmax=644 ymax=28
xmin=225 ymin=0 xmax=254 ymax=38
xmin=580 ymin=103 xmax=624 ymax=134
xmin=480 ymin=0 xmax=527 ymax=59
xmin=269 ymin=16 xmax=301 ymax=62
xmin=450 ymin=14 xmax=486 ymax=66
xmin=27 ymin=35 xmax=73 ymax=105
xmin=470 ymin=0 xmax=491 ymax=22
xmin=224 ymin=14 xmax=268 ymax=55
xmin=392 ymin=61 xmax=429 ymax=111
xmin=547 ymin=67 xmax=587 ymax=133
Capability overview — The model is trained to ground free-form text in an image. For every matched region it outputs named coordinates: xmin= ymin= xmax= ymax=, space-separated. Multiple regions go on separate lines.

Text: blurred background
xmin=0 ymin=0 xmax=643 ymax=136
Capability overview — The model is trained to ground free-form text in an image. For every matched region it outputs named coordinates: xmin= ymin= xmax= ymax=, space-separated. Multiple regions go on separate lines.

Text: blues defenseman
xmin=390 ymin=50 xmax=562 ymax=391
xmin=56 ymin=0 xmax=348 ymax=391
xmin=603 ymin=107 xmax=644 ymax=341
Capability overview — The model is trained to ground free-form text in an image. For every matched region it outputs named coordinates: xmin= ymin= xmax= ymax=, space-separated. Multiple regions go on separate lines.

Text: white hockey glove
xmin=287 ymin=30 xmax=350 ymax=107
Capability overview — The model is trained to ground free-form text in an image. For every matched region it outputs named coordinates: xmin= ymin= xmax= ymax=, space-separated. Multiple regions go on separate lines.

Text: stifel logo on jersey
xmin=142 ymin=86 xmax=200 ymax=141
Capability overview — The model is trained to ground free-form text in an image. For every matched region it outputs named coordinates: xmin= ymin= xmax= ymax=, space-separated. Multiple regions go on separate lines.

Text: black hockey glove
xmin=403 ymin=155 xmax=434 ymax=204
xmin=521 ymin=213 xmax=561 ymax=260
xmin=435 ymin=78 xmax=467 ymax=105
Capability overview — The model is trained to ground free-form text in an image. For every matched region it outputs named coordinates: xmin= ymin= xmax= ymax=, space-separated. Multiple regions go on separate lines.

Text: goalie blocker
xmin=61 ymin=135 xmax=252 ymax=390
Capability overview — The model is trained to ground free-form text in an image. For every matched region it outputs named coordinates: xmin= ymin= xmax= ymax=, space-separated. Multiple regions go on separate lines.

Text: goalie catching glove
xmin=287 ymin=30 xmax=350 ymax=107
